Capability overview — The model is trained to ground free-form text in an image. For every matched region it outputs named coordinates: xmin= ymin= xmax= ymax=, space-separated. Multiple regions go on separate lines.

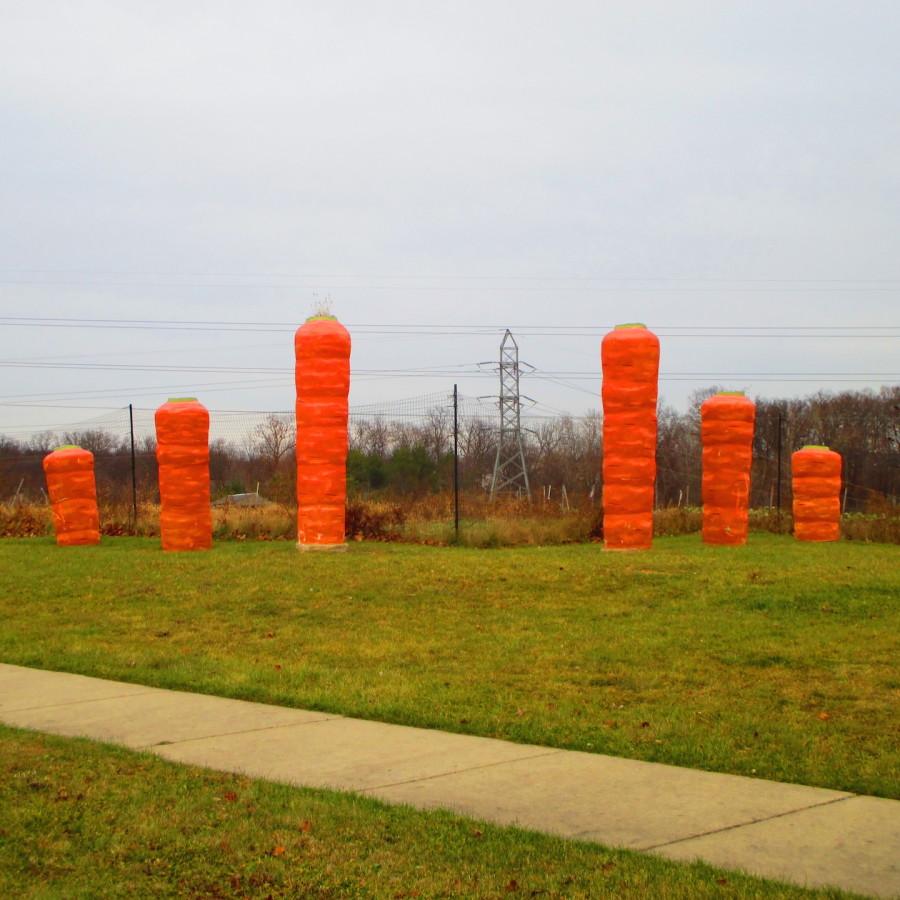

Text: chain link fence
xmin=1 ymin=388 xmax=897 ymax=539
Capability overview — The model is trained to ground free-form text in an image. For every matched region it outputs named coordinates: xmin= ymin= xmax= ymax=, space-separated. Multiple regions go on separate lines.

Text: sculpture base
xmin=297 ymin=542 xmax=348 ymax=552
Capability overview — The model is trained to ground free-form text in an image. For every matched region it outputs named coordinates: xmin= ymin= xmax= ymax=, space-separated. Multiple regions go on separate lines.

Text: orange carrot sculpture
xmin=295 ymin=314 xmax=351 ymax=549
xmin=701 ymin=391 xmax=756 ymax=545
xmin=601 ymin=323 xmax=660 ymax=550
xmin=792 ymin=445 xmax=842 ymax=542
xmin=42 ymin=445 xmax=100 ymax=546
xmin=155 ymin=398 xmax=212 ymax=551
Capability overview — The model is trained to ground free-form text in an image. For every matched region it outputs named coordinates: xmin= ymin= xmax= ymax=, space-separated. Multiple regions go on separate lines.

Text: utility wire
xmin=2 ymin=268 xmax=900 ymax=282
xmin=0 ymin=361 xmax=894 ymax=377
xmin=1 ymin=277 xmax=900 ymax=292
xmin=2 ymin=323 xmax=896 ymax=339
xmin=1 ymin=315 xmax=899 ymax=332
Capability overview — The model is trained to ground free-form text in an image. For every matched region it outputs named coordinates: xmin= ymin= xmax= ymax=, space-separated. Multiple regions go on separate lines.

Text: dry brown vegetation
xmin=3 ymin=494 xmax=896 ymax=545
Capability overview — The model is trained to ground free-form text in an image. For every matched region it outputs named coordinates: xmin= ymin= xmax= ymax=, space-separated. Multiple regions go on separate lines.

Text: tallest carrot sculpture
xmin=295 ymin=312 xmax=351 ymax=549
xmin=601 ymin=323 xmax=660 ymax=550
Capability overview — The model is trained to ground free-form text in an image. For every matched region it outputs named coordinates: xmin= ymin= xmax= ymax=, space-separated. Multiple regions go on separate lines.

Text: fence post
xmin=129 ymin=403 xmax=138 ymax=531
xmin=453 ymin=384 xmax=459 ymax=539
xmin=775 ymin=411 xmax=783 ymax=519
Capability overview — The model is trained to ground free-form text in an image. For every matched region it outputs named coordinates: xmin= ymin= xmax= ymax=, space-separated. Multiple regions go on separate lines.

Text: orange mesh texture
xmin=601 ymin=324 xmax=660 ymax=550
xmin=295 ymin=317 xmax=351 ymax=546
xmin=701 ymin=392 xmax=756 ymax=545
xmin=42 ymin=446 xmax=100 ymax=546
xmin=791 ymin=445 xmax=842 ymax=542
xmin=155 ymin=398 xmax=212 ymax=551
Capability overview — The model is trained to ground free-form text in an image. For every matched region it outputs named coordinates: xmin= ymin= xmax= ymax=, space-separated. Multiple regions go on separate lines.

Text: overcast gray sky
xmin=1 ymin=1 xmax=898 ymax=436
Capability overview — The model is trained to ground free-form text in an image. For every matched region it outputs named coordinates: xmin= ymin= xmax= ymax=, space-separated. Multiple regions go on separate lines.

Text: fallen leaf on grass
xmin=271 ymin=845 xmax=286 ymax=857
xmin=505 ymin=879 xmax=519 ymax=892
xmin=817 ymin=711 xmax=831 ymax=721
xmin=299 ymin=820 xmax=312 ymax=833
xmin=223 ymin=791 xmax=238 ymax=802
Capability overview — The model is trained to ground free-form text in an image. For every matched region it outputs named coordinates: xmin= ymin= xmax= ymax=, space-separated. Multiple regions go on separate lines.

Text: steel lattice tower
xmin=489 ymin=329 xmax=531 ymax=500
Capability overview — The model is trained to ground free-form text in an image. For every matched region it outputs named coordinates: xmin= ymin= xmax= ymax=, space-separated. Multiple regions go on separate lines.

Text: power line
xmin=0 ymin=318 xmax=897 ymax=342
xmin=1 ymin=315 xmax=899 ymax=330
xmin=2 ymin=268 xmax=899 ymax=283
xmin=530 ymin=375 xmax=603 ymax=397
xmin=2 ymin=277 xmax=900 ymax=293
xmin=0 ymin=375 xmax=293 ymax=401
xmin=0 ymin=361 xmax=481 ymax=376
xmin=0 ymin=360 xmax=894 ymax=377
xmin=0 ymin=371 xmax=895 ymax=405
xmin=0 ymin=340 xmax=285 ymax=365
xmin=1 ymin=375 xmax=896 ymax=412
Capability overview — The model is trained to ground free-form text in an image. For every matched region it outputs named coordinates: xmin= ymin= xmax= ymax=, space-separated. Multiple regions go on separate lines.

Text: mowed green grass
xmin=1 ymin=535 xmax=898 ymax=797
xmin=0 ymin=725 xmax=856 ymax=899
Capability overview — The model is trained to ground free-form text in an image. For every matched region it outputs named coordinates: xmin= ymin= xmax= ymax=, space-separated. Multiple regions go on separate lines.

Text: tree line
xmin=1 ymin=386 xmax=896 ymax=512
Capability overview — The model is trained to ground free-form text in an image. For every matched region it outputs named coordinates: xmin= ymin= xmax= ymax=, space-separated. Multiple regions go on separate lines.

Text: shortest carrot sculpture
xmin=155 ymin=398 xmax=212 ymax=551
xmin=42 ymin=445 xmax=100 ymax=546
xmin=792 ymin=445 xmax=842 ymax=542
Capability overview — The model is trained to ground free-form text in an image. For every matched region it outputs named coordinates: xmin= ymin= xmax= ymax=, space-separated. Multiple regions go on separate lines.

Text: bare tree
xmin=458 ymin=417 xmax=495 ymax=488
xmin=27 ymin=432 xmax=58 ymax=454
xmin=63 ymin=429 xmax=118 ymax=455
xmin=424 ymin=405 xmax=452 ymax=461
xmin=351 ymin=417 xmax=390 ymax=456
xmin=249 ymin=414 xmax=295 ymax=474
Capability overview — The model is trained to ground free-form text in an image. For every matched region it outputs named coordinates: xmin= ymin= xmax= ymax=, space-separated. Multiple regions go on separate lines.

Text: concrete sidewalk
xmin=1 ymin=663 xmax=897 ymax=898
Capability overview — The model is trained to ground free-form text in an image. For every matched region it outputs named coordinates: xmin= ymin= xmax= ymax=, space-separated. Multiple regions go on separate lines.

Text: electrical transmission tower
xmin=488 ymin=329 xmax=532 ymax=500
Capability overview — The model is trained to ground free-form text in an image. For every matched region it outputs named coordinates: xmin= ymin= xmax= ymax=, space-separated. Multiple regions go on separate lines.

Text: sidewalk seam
xmin=1 ymin=690 xmax=161 ymax=714
xmin=143 ymin=715 xmax=342 ymax=749
xmin=361 ymin=749 xmax=565 ymax=792
xmin=639 ymin=794 xmax=857 ymax=852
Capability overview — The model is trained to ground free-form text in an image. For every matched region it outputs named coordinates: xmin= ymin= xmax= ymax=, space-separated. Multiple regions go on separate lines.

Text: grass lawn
xmin=0 ymin=725 xmax=858 ymax=898
xmin=0 ymin=535 xmax=897 ymax=798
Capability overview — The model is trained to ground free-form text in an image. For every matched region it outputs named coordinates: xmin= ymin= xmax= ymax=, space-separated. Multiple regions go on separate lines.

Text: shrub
xmin=748 ymin=507 xmax=793 ymax=534
xmin=345 ymin=498 xmax=405 ymax=541
xmin=213 ymin=503 xmax=294 ymax=541
xmin=0 ymin=503 xmax=51 ymax=537
xmin=653 ymin=506 xmax=702 ymax=536
xmin=842 ymin=510 xmax=900 ymax=543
